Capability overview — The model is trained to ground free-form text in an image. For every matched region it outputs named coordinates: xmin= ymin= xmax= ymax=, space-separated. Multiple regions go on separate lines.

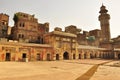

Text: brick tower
xmin=0 ymin=13 xmax=9 ymax=38
xmin=11 ymin=12 xmax=39 ymax=42
xmin=99 ymin=4 xmax=111 ymax=41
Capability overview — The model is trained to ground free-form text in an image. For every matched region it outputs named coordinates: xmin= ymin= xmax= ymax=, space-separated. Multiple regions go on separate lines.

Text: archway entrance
xmin=56 ymin=54 xmax=59 ymax=60
xmin=47 ymin=54 xmax=51 ymax=61
xmin=73 ymin=54 xmax=76 ymax=59
xmin=90 ymin=53 xmax=95 ymax=59
xmin=78 ymin=54 xmax=81 ymax=59
xmin=22 ymin=53 xmax=26 ymax=58
xmin=22 ymin=53 xmax=27 ymax=61
xmin=6 ymin=53 xmax=11 ymax=61
xmin=36 ymin=54 xmax=41 ymax=61
xmin=118 ymin=54 xmax=120 ymax=59
xmin=84 ymin=53 xmax=87 ymax=59
xmin=90 ymin=53 xmax=93 ymax=59
xmin=63 ymin=52 xmax=69 ymax=60
xmin=95 ymin=53 xmax=97 ymax=58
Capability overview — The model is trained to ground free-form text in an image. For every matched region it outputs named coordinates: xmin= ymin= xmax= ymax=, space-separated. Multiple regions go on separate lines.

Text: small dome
xmin=99 ymin=4 xmax=108 ymax=13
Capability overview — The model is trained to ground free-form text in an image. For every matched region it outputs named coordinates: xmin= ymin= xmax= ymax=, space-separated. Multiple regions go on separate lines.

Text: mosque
xmin=0 ymin=5 xmax=120 ymax=61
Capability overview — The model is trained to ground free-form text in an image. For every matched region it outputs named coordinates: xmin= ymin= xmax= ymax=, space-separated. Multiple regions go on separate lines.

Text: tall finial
xmin=102 ymin=3 xmax=104 ymax=6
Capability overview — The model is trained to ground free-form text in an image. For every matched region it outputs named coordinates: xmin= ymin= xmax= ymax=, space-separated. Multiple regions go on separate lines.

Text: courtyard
xmin=0 ymin=59 xmax=120 ymax=80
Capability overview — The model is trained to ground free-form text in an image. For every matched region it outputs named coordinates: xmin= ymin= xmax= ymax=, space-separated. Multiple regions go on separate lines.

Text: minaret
xmin=99 ymin=4 xmax=111 ymax=41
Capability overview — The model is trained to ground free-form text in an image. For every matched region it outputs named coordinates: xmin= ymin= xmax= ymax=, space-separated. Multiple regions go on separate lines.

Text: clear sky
xmin=0 ymin=0 xmax=120 ymax=38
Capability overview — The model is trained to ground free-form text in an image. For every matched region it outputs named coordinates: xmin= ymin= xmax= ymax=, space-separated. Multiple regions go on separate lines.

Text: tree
xmin=13 ymin=14 xmax=19 ymax=23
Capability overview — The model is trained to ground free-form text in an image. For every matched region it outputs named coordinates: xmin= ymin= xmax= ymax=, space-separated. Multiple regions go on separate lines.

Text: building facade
xmin=11 ymin=12 xmax=49 ymax=43
xmin=0 ymin=5 xmax=120 ymax=61
xmin=44 ymin=28 xmax=77 ymax=60
xmin=0 ymin=42 xmax=53 ymax=61
xmin=11 ymin=12 xmax=39 ymax=42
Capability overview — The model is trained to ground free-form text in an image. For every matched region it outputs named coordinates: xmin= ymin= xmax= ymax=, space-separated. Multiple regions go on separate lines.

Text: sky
xmin=0 ymin=0 xmax=120 ymax=38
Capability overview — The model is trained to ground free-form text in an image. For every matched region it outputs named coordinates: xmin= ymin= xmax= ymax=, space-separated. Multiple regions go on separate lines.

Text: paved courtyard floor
xmin=0 ymin=59 xmax=120 ymax=80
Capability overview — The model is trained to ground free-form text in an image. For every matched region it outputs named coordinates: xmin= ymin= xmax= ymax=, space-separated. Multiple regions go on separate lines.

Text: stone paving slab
xmin=0 ymin=61 xmax=92 ymax=80
xmin=90 ymin=65 xmax=120 ymax=80
xmin=0 ymin=60 xmax=119 ymax=80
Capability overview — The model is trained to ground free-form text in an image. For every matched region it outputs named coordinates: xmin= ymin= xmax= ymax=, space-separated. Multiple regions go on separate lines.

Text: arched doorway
xmin=95 ymin=53 xmax=97 ymax=58
xmin=63 ymin=52 xmax=69 ymax=60
xmin=90 ymin=53 xmax=93 ymax=59
xmin=118 ymin=54 xmax=120 ymax=59
xmin=84 ymin=53 xmax=87 ymax=59
xmin=22 ymin=53 xmax=27 ymax=62
xmin=73 ymin=54 xmax=76 ymax=59
xmin=36 ymin=53 xmax=41 ymax=61
xmin=108 ymin=53 xmax=111 ymax=59
xmin=99 ymin=53 xmax=101 ymax=58
xmin=103 ymin=53 xmax=105 ymax=58
xmin=56 ymin=54 xmax=59 ymax=60
xmin=105 ymin=53 xmax=107 ymax=59
xmin=78 ymin=54 xmax=81 ymax=59
xmin=6 ymin=53 xmax=11 ymax=61
xmin=22 ymin=53 xmax=27 ymax=58
xmin=47 ymin=54 xmax=51 ymax=61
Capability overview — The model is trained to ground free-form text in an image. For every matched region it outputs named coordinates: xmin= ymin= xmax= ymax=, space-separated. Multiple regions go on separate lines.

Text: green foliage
xmin=86 ymin=36 xmax=95 ymax=42
xmin=13 ymin=14 xmax=19 ymax=23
